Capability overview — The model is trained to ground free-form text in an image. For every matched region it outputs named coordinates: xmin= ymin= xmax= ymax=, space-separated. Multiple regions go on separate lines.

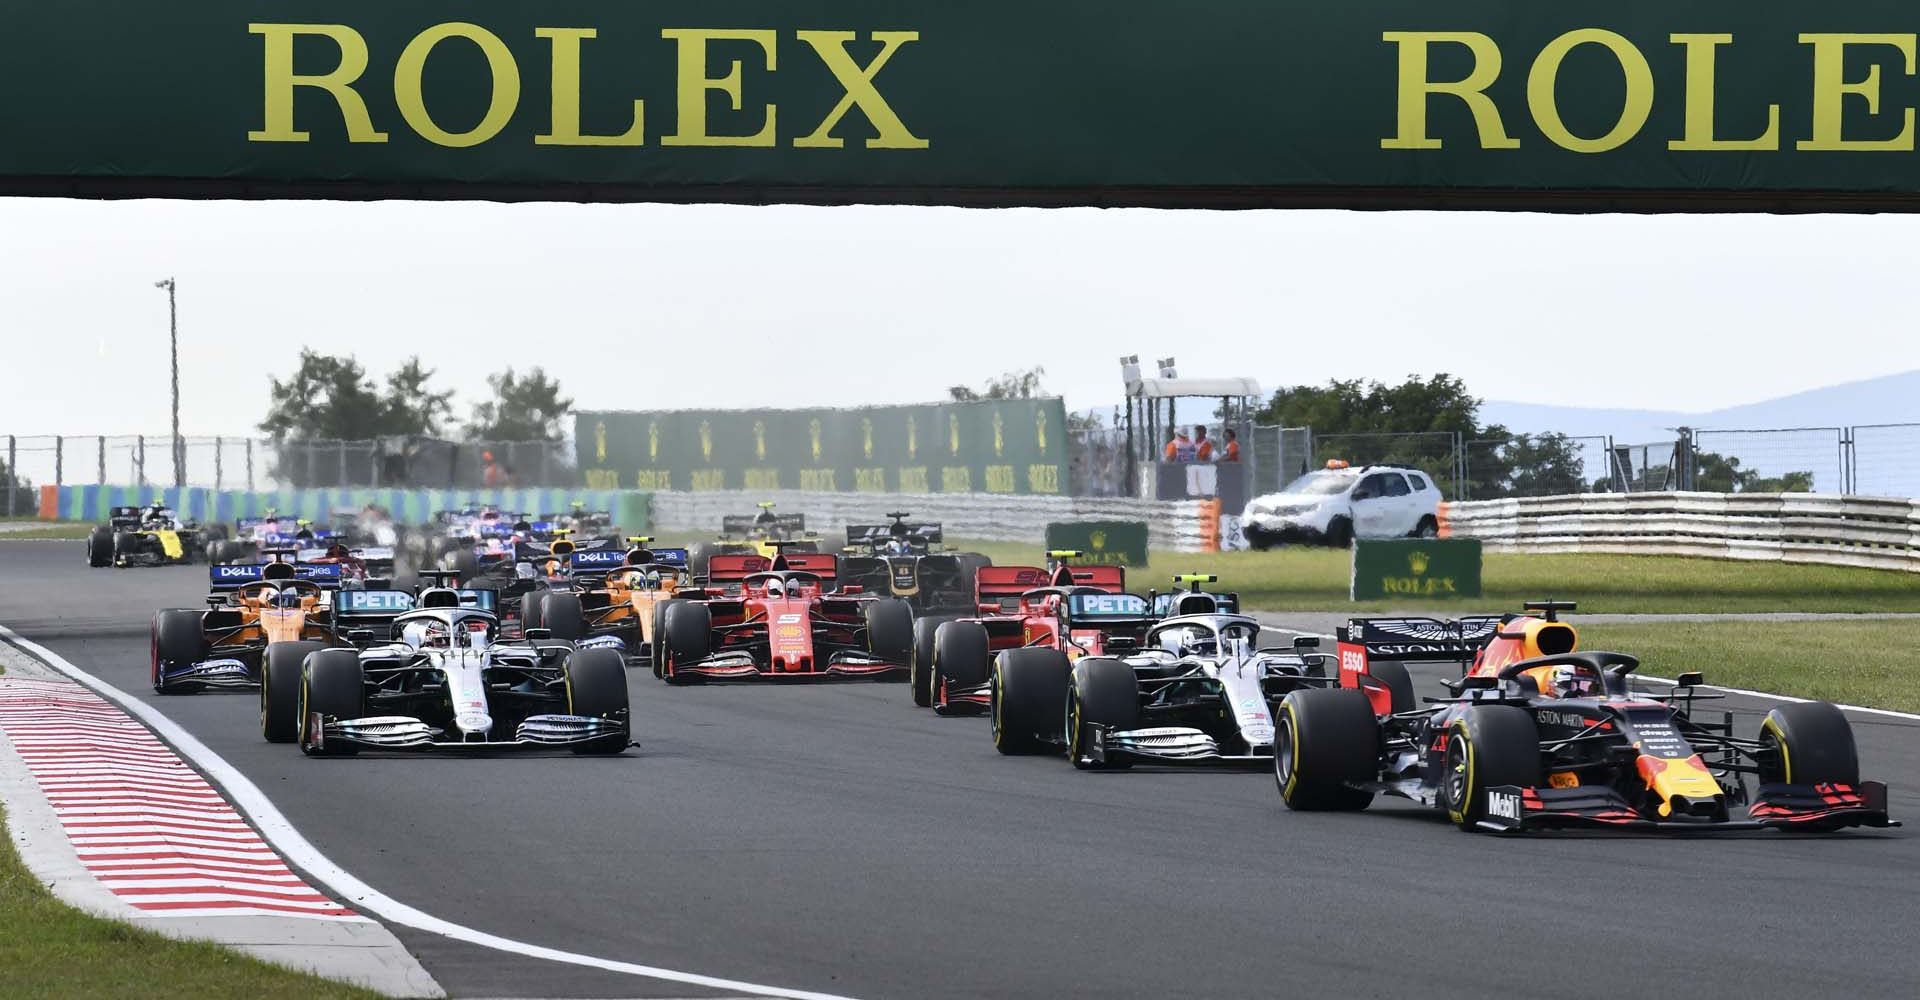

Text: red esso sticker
xmin=1340 ymin=649 xmax=1366 ymax=676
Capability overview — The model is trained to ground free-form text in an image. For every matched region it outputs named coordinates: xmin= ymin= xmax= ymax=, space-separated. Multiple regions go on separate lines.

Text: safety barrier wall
xmin=43 ymin=486 xmax=652 ymax=534
xmin=1443 ymin=492 xmax=1920 ymax=573
xmin=647 ymin=490 xmax=1215 ymax=553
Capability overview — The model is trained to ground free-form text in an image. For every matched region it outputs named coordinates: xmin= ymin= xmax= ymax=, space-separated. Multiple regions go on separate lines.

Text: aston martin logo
xmin=594 ymin=421 xmax=607 ymax=462
xmin=992 ymin=411 xmax=1005 ymax=456
xmin=907 ymin=415 xmax=918 ymax=460
xmin=809 ymin=418 xmax=823 ymax=461
xmin=1036 ymin=409 xmax=1048 ymax=453
xmin=754 ymin=420 xmax=767 ymax=461
xmin=862 ymin=417 xmax=874 ymax=459
xmin=699 ymin=420 xmax=713 ymax=462
xmin=647 ymin=421 xmax=659 ymax=461
xmin=1409 ymin=551 xmax=1430 ymax=575
xmin=1090 ymin=530 xmax=1107 ymax=551
xmin=949 ymin=414 xmax=960 ymax=456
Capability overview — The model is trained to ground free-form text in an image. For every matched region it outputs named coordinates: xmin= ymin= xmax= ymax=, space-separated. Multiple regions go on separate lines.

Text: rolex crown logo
xmin=1409 ymin=551 xmax=1430 ymax=575
xmin=1090 ymin=530 xmax=1107 ymax=550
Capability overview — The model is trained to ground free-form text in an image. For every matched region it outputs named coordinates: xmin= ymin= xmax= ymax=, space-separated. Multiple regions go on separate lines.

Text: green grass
xmin=0 ymin=804 xmax=385 ymax=1000
xmin=0 ymin=522 xmax=94 ymax=540
xmin=1578 ymin=621 xmax=1920 ymax=713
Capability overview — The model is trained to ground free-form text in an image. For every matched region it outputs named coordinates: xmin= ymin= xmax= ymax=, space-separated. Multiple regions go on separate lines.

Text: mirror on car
xmin=1675 ymin=671 xmax=1704 ymax=688
xmin=524 ymin=627 xmax=553 ymax=640
xmin=1292 ymin=636 xmax=1321 ymax=650
xmin=1460 ymin=675 xmax=1497 ymax=689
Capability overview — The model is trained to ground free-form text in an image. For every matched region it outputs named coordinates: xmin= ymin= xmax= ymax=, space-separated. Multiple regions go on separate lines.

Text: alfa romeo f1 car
xmin=149 ymin=559 xmax=349 ymax=693
xmin=990 ymin=594 xmax=1329 ymax=769
xmin=913 ymin=551 xmax=1145 ymax=714
xmin=260 ymin=586 xmax=630 ymax=755
xmin=1274 ymin=602 xmax=1897 ymax=832
xmin=88 ymin=504 xmax=206 ymax=568
xmin=652 ymin=549 xmax=912 ymax=683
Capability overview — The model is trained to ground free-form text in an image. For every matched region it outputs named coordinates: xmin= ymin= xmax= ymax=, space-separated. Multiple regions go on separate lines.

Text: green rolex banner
xmin=1351 ymin=539 xmax=1483 ymax=601
xmin=577 ymin=399 xmax=1069 ymax=494
xmin=1045 ymin=520 xmax=1149 ymax=567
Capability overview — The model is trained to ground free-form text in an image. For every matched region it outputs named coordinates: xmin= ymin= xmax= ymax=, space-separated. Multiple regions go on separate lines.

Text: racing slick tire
xmin=909 ymin=614 xmax=959 ymax=707
xmin=448 ymin=548 xmax=480 ymax=584
xmin=991 ymin=647 xmax=1069 ymax=755
xmin=661 ymin=601 xmax=712 ymax=685
xmin=1759 ymin=701 xmax=1859 ymax=787
xmin=298 ymin=649 xmax=365 ymax=756
xmin=540 ymin=593 xmax=587 ymax=641
xmin=521 ymin=589 xmax=548 ymax=633
xmin=112 ymin=530 xmax=138 ymax=564
xmin=563 ymin=647 xmax=631 ymax=755
xmin=932 ymin=621 xmax=991 ymax=716
xmin=687 ymin=542 xmax=717 ymax=579
xmin=87 ymin=526 xmax=113 ymax=567
xmin=1325 ymin=516 xmax=1353 ymax=548
xmin=1274 ymin=688 xmax=1378 ymax=811
xmin=1366 ymin=659 xmax=1417 ymax=716
xmin=649 ymin=600 xmax=678 ymax=678
xmin=261 ymin=640 xmax=325 ymax=743
xmin=1441 ymin=705 xmax=1542 ymax=831
xmin=151 ymin=610 xmax=208 ymax=694
xmin=863 ymin=599 xmax=913 ymax=679
xmin=1068 ymin=657 xmax=1141 ymax=770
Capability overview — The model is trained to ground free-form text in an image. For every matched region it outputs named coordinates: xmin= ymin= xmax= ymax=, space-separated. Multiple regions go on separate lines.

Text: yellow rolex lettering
xmin=1669 ymin=34 xmax=1779 ymax=151
xmin=661 ymin=28 xmax=777 ymax=147
xmin=536 ymin=28 xmax=645 ymax=146
xmin=1798 ymin=33 xmax=1917 ymax=151
xmin=394 ymin=22 xmax=521 ymax=148
xmin=247 ymin=24 xmax=389 ymax=143
xmin=1381 ymin=32 xmax=1517 ymax=150
xmin=793 ymin=31 xmax=928 ymax=149
xmin=1527 ymin=30 xmax=1653 ymax=154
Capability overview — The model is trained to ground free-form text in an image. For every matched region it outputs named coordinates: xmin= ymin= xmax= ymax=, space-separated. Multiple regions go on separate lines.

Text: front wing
xmin=302 ymin=712 xmax=628 ymax=753
xmin=1477 ymin=782 xmax=1898 ymax=833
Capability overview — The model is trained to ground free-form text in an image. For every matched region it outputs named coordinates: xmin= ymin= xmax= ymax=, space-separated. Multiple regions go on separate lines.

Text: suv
xmin=1241 ymin=462 xmax=1440 ymax=548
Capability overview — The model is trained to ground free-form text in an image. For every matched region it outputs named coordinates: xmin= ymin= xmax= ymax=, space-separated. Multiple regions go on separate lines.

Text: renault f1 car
xmin=260 ymin=587 xmax=629 ymax=755
xmin=990 ymin=601 xmax=1329 ymax=769
xmin=1274 ymin=602 xmax=1898 ymax=832
xmin=914 ymin=551 xmax=1145 ymax=714
xmin=88 ymin=504 xmax=206 ymax=568
xmin=149 ymin=559 xmax=350 ymax=693
xmin=652 ymin=549 xmax=912 ymax=683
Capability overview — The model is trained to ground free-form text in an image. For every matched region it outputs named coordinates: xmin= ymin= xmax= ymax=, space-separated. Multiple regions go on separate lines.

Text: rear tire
xmin=909 ymin=615 xmax=957 ymax=707
xmin=87 ymin=526 xmax=113 ymax=567
xmin=540 ymin=593 xmax=586 ymax=641
xmin=151 ymin=610 xmax=207 ymax=694
xmin=262 ymin=641 xmax=324 ymax=743
xmin=649 ymin=599 xmax=678 ymax=678
xmin=1367 ymin=659 xmax=1417 ymax=716
xmin=1759 ymin=701 xmax=1859 ymax=787
xmin=1274 ymin=688 xmax=1378 ymax=810
xmin=112 ymin=531 xmax=137 ymax=563
xmin=1442 ymin=705 xmax=1541 ymax=830
xmin=991 ymin=648 xmax=1069 ymax=755
xmin=564 ymin=648 xmax=631 ymax=755
xmin=863 ymin=599 xmax=913 ymax=674
xmin=1068 ymin=657 xmax=1140 ymax=770
xmin=298 ymin=649 xmax=365 ymax=755
xmin=932 ymin=621 xmax=991 ymax=716
xmin=521 ymin=589 xmax=549 ymax=633
xmin=661 ymin=601 xmax=711 ymax=685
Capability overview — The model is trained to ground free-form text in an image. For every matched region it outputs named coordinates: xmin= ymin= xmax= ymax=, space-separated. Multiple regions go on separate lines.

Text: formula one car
xmin=687 ymin=502 xmax=819 ymax=575
xmin=1274 ymin=602 xmax=1898 ymax=833
xmin=208 ymin=513 xmax=335 ymax=565
xmin=514 ymin=538 xmax=695 ymax=666
xmin=838 ymin=512 xmax=992 ymax=619
xmin=652 ymin=549 xmax=912 ymax=683
xmin=88 ymin=503 xmax=206 ymax=568
xmin=990 ymin=591 xmax=1330 ymax=768
xmin=149 ymin=559 xmax=350 ymax=693
xmin=261 ymin=586 xmax=630 ymax=755
xmin=915 ymin=551 xmax=1145 ymax=714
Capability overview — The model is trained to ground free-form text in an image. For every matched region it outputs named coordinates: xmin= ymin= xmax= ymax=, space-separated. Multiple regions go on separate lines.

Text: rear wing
xmin=108 ymin=505 xmax=143 ymax=528
xmin=568 ymin=548 xmax=627 ymax=574
xmin=1062 ymin=565 xmax=1125 ymax=594
xmin=648 ymin=547 xmax=690 ymax=570
xmin=976 ymin=566 xmax=1050 ymax=610
xmin=721 ymin=513 xmax=806 ymax=537
xmin=777 ymin=552 xmax=839 ymax=586
xmin=1066 ymin=592 xmax=1153 ymax=624
xmin=207 ymin=562 xmax=344 ymax=591
xmin=1334 ymin=616 xmax=1502 ymax=663
xmin=707 ymin=553 xmax=772 ymax=585
xmin=334 ymin=588 xmax=417 ymax=617
xmin=845 ymin=522 xmax=943 ymax=548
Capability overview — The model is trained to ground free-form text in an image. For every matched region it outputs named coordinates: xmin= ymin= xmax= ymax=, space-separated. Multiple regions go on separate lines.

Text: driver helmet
xmin=402 ymin=619 xmax=449 ymax=648
xmin=765 ymin=577 xmax=786 ymax=598
xmin=1551 ymin=665 xmax=1600 ymax=698
xmin=754 ymin=508 xmax=778 ymax=526
xmin=883 ymin=538 xmax=910 ymax=556
xmin=326 ymin=543 xmax=350 ymax=560
xmin=1181 ymin=632 xmax=1217 ymax=657
xmin=269 ymin=585 xmax=305 ymax=609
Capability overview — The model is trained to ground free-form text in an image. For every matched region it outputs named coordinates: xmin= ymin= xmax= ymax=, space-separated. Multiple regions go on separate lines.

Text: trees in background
xmin=259 ymin=353 xmax=565 ymax=443
xmin=465 ymin=368 xmax=572 ymax=442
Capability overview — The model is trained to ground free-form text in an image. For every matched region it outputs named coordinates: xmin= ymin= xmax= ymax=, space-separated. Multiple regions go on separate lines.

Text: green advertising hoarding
xmin=576 ymin=399 xmax=1070 ymax=494
xmin=1044 ymin=521 xmax=1149 ymax=567
xmin=1351 ymin=539 xmax=1484 ymax=601
xmin=9 ymin=3 xmax=1920 ymax=210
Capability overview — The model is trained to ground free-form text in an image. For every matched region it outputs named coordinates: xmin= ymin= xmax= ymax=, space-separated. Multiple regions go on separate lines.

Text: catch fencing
xmin=1444 ymin=492 xmax=1920 ymax=573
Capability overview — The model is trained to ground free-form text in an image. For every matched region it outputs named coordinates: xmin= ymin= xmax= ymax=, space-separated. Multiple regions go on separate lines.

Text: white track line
xmin=0 ymin=623 xmax=863 ymax=1000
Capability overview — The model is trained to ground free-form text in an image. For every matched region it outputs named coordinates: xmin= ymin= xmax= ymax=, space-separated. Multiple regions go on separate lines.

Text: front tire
xmin=661 ymin=601 xmax=711 ymax=685
xmin=863 ymin=599 xmax=913 ymax=675
xmin=87 ymin=526 xmax=113 ymax=567
xmin=1274 ymin=688 xmax=1378 ymax=810
xmin=540 ymin=593 xmax=586 ymax=641
xmin=151 ymin=609 xmax=207 ymax=694
xmin=991 ymin=648 xmax=1069 ymax=755
xmin=1759 ymin=701 xmax=1859 ymax=787
xmin=1068 ymin=657 xmax=1140 ymax=770
xmin=521 ymin=589 xmax=549 ymax=633
xmin=298 ymin=649 xmax=365 ymax=755
xmin=932 ymin=621 xmax=991 ymax=716
xmin=909 ymin=615 xmax=957 ymax=707
xmin=564 ymin=647 xmax=631 ymax=755
xmin=1441 ymin=705 xmax=1541 ymax=830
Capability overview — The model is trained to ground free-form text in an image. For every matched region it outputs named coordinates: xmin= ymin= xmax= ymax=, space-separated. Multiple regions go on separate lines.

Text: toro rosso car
xmin=149 ymin=559 xmax=349 ymax=693
xmin=991 ymin=590 xmax=1329 ymax=769
xmin=1275 ymin=602 xmax=1897 ymax=833
xmin=652 ymin=549 xmax=912 ymax=683
xmin=261 ymin=587 xmax=629 ymax=755
xmin=915 ymin=552 xmax=1146 ymax=715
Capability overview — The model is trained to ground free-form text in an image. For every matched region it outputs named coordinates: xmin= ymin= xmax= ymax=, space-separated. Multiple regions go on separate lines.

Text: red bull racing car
xmin=1274 ymin=602 xmax=1897 ymax=833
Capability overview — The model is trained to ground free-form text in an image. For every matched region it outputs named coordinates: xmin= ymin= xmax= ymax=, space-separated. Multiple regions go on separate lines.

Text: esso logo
xmin=1339 ymin=649 xmax=1366 ymax=676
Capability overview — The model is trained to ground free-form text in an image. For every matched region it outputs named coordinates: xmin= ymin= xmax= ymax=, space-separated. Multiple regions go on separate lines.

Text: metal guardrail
xmin=1444 ymin=492 xmax=1920 ymax=573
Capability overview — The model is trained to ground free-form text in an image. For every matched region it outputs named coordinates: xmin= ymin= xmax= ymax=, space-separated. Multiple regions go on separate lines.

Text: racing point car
xmin=651 ymin=549 xmax=912 ymax=683
xmin=87 ymin=503 xmax=206 ymax=568
xmin=261 ymin=587 xmax=630 ymax=755
xmin=1274 ymin=602 xmax=1898 ymax=833
xmin=990 ymin=591 xmax=1330 ymax=769
xmin=149 ymin=559 xmax=349 ymax=693
xmin=839 ymin=512 xmax=992 ymax=619
xmin=915 ymin=551 xmax=1142 ymax=715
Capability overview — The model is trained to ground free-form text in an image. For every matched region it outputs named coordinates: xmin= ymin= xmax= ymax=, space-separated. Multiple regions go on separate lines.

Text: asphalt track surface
xmin=2 ymin=539 xmax=1917 ymax=999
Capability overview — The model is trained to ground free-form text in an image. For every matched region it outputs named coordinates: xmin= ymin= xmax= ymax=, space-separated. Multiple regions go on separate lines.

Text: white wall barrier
xmin=1445 ymin=492 xmax=1920 ymax=572
xmin=648 ymin=490 xmax=1215 ymax=553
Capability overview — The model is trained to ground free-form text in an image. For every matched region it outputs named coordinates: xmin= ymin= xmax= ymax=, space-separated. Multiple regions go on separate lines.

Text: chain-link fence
xmin=1691 ymin=427 xmax=1844 ymax=495
xmin=1845 ymin=423 xmax=1920 ymax=499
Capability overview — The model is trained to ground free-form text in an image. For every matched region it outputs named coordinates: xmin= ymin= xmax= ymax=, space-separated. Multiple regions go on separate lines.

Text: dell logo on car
xmin=1487 ymin=790 xmax=1522 ymax=822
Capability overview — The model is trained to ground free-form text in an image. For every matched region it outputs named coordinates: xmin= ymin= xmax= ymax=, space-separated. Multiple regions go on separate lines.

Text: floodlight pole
xmin=155 ymin=278 xmax=180 ymax=487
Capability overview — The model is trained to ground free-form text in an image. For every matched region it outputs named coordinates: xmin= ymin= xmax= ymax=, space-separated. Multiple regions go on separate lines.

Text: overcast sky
xmin=0 ymin=197 xmax=1911 ymax=438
